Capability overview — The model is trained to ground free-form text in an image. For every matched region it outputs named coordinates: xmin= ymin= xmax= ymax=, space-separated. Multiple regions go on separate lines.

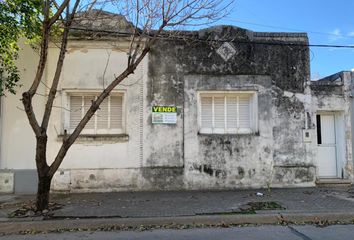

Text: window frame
xmin=197 ymin=91 xmax=258 ymax=134
xmin=63 ymin=90 xmax=126 ymax=135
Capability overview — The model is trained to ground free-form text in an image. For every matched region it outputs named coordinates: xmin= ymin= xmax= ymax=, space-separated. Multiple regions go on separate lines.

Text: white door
xmin=317 ymin=114 xmax=337 ymax=178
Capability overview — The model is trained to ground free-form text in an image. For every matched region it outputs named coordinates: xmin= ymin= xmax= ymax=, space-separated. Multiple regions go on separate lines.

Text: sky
xmin=216 ymin=0 xmax=354 ymax=79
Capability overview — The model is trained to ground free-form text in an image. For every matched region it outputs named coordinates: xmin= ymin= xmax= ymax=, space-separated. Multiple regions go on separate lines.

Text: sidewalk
xmin=1 ymin=187 xmax=354 ymax=234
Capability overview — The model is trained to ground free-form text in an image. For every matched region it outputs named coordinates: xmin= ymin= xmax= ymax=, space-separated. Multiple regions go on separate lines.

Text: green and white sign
xmin=152 ymin=106 xmax=177 ymax=124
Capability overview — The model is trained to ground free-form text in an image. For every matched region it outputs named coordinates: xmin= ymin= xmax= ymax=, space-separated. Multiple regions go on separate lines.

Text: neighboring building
xmin=311 ymin=71 xmax=354 ymax=182
xmin=0 ymin=11 xmax=353 ymax=193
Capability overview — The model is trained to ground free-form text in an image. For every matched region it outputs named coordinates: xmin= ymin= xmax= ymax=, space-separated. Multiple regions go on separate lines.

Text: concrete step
xmin=316 ymin=179 xmax=352 ymax=187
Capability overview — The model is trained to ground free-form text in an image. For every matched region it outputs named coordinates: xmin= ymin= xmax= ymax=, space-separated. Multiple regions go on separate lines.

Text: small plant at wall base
xmin=0 ymin=0 xmax=232 ymax=211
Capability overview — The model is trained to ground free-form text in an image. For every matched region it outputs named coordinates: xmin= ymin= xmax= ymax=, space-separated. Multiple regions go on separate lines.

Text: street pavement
xmin=1 ymin=187 xmax=354 ymax=235
xmin=1 ymin=224 xmax=354 ymax=240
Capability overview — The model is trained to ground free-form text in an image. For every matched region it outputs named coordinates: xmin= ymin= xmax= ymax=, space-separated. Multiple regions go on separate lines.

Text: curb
xmin=1 ymin=212 xmax=354 ymax=235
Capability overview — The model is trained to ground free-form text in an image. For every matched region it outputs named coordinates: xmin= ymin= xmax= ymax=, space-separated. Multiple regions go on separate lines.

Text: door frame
xmin=316 ymin=111 xmax=345 ymax=179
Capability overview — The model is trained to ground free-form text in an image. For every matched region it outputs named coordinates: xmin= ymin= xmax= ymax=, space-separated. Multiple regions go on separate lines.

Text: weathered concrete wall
xmin=140 ymin=38 xmax=185 ymax=190
xmin=271 ymin=87 xmax=315 ymax=187
xmin=183 ymin=75 xmax=275 ymax=189
xmin=147 ymin=26 xmax=314 ymax=189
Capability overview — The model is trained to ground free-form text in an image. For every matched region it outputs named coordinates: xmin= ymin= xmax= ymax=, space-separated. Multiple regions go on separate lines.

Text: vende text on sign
xmin=152 ymin=106 xmax=177 ymax=124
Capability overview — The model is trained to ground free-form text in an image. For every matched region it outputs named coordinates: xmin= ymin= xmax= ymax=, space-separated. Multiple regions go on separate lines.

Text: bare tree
xmin=21 ymin=0 xmax=232 ymax=211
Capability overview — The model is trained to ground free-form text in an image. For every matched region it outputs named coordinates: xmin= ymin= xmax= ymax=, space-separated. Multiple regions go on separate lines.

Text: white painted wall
xmin=0 ymin=39 xmax=149 ymax=192
xmin=0 ymin=39 xmax=44 ymax=170
xmin=45 ymin=41 xmax=145 ymax=170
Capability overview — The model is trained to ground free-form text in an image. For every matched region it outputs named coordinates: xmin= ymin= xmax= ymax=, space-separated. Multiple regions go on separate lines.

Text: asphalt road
xmin=1 ymin=224 xmax=354 ymax=240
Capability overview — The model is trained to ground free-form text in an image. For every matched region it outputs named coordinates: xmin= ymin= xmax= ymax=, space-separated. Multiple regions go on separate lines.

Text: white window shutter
xmin=214 ymin=96 xmax=225 ymax=129
xmin=97 ymin=97 xmax=109 ymax=130
xmin=199 ymin=92 xmax=255 ymax=134
xmin=226 ymin=96 xmax=237 ymax=129
xmin=238 ymin=96 xmax=251 ymax=129
xmin=70 ymin=96 xmax=82 ymax=130
xmin=110 ymin=96 xmax=123 ymax=129
xmin=83 ymin=96 xmax=95 ymax=130
xmin=201 ymin=97 xmax=213 ymax=129
xmin=69 ymin=93 xmax=124 ymax=134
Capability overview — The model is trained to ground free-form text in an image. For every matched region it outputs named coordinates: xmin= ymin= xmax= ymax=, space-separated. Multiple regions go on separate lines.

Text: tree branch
xmin=41 ymin=0 xmax=80 ymax=130
xmin=128 ymin=0 xmax=141 ymax=66
xmin=27 ymin=1 xmax=50 ymax=97
xmin=21 ymin=92 xmax=42 ymax=136
xmin=48 ymin=0 xmax=71 ymax=27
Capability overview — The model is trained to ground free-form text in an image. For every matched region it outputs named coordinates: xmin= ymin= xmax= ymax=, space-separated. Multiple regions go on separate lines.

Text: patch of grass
xmin=247 ymin=201 xmax=285 ymax=211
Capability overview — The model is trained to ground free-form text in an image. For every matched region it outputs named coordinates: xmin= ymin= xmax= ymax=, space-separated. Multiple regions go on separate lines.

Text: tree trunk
xmin=36 ymin=175 xmax=52 ymax=211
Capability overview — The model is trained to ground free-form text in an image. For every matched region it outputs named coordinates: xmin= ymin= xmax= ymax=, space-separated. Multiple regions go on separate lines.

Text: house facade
xmin=0 ymin=12 xmax=353 ymax=193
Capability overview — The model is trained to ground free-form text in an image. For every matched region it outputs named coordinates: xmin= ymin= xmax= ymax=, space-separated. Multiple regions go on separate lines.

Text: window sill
xmin=57 ymin=134 xmax=129 ymax=143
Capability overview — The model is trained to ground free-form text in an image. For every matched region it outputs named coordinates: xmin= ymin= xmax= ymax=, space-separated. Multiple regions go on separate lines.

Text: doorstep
xmin=315 ymin=178 xmax=352 ymax=187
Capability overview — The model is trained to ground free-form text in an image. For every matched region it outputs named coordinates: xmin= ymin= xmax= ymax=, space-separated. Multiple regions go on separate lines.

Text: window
xmin=68 ymin=93 xmax=124 ymax=134
xmin=198 ymin=92 xmax=257 ymax=134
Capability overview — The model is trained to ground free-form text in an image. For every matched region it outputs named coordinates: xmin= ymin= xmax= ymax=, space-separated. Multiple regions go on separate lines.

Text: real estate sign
xmin=152 ymin=106 xmax=177 ymax=124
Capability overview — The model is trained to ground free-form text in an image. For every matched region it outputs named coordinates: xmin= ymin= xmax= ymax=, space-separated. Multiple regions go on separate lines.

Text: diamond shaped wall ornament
xmin=216 ymin=42 xmax=237 ymax=62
